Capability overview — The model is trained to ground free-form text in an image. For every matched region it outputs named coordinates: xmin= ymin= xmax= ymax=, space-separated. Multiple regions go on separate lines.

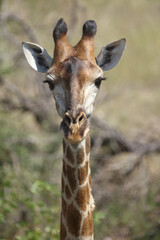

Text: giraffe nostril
xmin=78 ymin=113 xmax=85 ymax=124
xmin=64 ymin=111 xmax=86 ymax=127
xmin=79 ymin=115 xmax=83 ymax=122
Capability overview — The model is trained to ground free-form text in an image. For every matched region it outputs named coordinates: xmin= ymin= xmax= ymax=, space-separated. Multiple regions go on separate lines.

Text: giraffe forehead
xmin=53 ymin=57 xmax=102 ymax=84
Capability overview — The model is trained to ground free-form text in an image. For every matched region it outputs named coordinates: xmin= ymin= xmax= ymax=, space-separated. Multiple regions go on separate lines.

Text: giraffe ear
xmin=22 ymin=42 xmax=53 ymax=73
xmin=96 ymin=38 xmax=126 ymax=71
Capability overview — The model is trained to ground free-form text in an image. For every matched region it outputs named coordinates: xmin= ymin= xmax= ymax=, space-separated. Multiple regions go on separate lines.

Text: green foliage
xmin=0 ymin=63 xmax=13 ymax=76
xmin=0 ymin=110 xmax=60 ymax=240
xmin=94 ymin=210 xmax=106 ymax=225
xmin=94 ymin=189 xmax=160 ymax=240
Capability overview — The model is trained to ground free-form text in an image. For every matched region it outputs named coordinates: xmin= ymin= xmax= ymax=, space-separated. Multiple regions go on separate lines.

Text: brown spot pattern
xmin=63 ymin=159 xmax=67 ymax=177
xmin=81 ymin=211 xmax=93 ymax=236
xmin=78 ymin=161 xmax=88 ymax=185
xmin=60 ymin=215 xmax=67 ymax=239
xmin=67 ymin=203 xmax=82 ymax=236
xmin=86 ymin=134 xmax=90 ymax=155
xmin=66 ymin=164 xmax=76 ymax=192
xmin=89 ymin=174 xmax=92 ymax=189
xmin=62 ymin=197 xmax=67 ymax=218
xmin=76 ymin=184 xmax=90 ymax=211
xmin=62 ymin=175 xmax=65 ymax=193
xmin=65 ymin=185 xmax=72 ymax=199
xmin=66 ymin=145 xmax=75 ymax=164
xmin=77 ymin=147 xmax=85 ymax=164
xmin=44 ymin=19 xmax=102 ymax=239
xmin=61 ymin=135 xmax=92 ymax=238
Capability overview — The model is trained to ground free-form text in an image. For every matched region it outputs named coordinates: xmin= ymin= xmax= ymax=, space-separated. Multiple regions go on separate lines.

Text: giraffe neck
xmin=60 ymin=132 xmax=94 ymax=240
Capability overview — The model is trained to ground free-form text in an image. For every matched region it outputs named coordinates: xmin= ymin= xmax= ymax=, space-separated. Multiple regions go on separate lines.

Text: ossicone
xmin=53 ymin=18 xmax=68 ymax=41
xmin=82 ymin=20 xmax=97 ymax=38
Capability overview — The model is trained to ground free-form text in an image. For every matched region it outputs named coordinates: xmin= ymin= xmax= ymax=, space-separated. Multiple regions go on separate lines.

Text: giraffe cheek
xmin=84 ymin=86 xmax=98 ymax=117
xmin=85 ymin=104 xmax=94 ymax=118
xmin=55 ymin=101 xmax=66 ymax=118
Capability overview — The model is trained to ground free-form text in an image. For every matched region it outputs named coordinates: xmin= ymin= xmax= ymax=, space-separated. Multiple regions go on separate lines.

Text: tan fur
xmin=66 ymin=145 xmax=75 ymax=164
xmin=85 ymin=133 xmax=90 ymax=155
xmin=76 ymin=184 xmax=90 ymax=211
xmin=89 ymin=174 xmax=92 ymax=189
xmin=77 ymin=148 xmax=85 ymax=164
xmin=67 ymin=203 xmax=82 ymax=236
xmin=78 ymin=161 xmax=89 ymax=185
xmin=62 ymin=136 xmax=93 ymax=239
xmin=65 ymin=185 xmax=72 ymax=199
xmin=63 ymin=159 xmax=67 ymax=177
xmin=60 ymin=219 xmax=67 ymax=239
xmin=81 ymin=212 xmax=94 ymax=236
xmin=66 ymin=164 xmax=76 ymax=192
xmin=62 ymin=197 xmax=67 ymax=218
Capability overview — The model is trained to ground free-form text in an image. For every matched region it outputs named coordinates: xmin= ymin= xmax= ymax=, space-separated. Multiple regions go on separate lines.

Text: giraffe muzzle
xmin=61 ymin=110 xmax=89 ymax=143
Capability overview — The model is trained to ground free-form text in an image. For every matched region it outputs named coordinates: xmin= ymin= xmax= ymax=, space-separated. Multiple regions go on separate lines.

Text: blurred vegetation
xmin=0 ymin=109 xmax=61 ymax=239
xmin=0 ymin=0 xmax=160 ymax=239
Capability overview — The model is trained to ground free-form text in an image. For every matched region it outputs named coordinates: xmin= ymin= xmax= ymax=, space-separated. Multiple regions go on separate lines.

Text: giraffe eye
xmin=94 ymin=77 xmax=106 ymax=88
xmin=43 ymin=79 xmax=55 ymax=90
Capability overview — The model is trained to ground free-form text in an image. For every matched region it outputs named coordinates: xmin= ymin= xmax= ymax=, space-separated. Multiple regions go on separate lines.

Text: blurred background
xmin=0 ymin=0 xmax=160 ymax=239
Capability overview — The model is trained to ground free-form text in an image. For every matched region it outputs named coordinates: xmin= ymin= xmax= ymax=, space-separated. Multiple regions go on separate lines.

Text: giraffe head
xmin=22 ymin=19 xmax=126 ymax=144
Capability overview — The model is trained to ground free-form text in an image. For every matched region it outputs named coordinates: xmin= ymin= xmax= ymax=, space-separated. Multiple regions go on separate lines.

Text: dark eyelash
xmin=99 ymin=77 xmax=107 ymax=81
xmin=43 ymin=79 xmax=55 ymax=90
xmin=94 ymin=77 xmax=106 ymax=88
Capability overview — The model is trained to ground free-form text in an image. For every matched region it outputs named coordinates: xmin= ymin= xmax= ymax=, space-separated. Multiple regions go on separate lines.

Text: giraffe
xmin=22 ymin=18 xmax=126 ymax=240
